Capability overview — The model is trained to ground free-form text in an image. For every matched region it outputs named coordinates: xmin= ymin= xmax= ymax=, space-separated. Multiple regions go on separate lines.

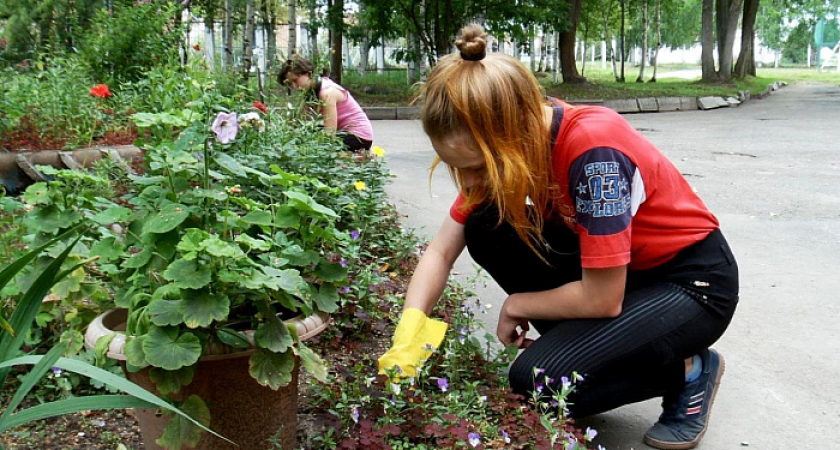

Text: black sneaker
xmin=643 ymin=349 xmax=725 ymax=450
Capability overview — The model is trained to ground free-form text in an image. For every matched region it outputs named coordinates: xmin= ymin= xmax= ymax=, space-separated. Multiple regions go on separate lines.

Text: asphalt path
xmin=372 ymin=82 xmax=840 ymax=450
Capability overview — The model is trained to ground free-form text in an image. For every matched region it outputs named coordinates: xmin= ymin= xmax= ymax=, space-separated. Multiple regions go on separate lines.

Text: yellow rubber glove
xmin=377 ymin=307 xmax=448 ymax=378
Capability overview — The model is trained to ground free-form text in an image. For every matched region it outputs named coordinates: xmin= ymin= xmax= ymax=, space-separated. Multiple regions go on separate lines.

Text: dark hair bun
xmin=455 ymin=24 xmax=487 ymax=61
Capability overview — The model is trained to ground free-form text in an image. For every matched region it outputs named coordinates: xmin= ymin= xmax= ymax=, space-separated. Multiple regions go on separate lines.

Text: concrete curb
xmin=362 ymin=82 xmax=788 ymax=119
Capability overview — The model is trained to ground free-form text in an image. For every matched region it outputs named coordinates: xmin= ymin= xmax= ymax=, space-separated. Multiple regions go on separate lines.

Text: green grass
xmin=341 ymin=63 xmax=840 ymax=106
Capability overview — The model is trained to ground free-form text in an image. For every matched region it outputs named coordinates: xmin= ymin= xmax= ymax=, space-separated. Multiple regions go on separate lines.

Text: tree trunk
xmin=309 ymin=3 xmax=318 ymax=59
xmin=530 ymin=28 xmax=537 ymax=72
xmin=619 ymin=0 xmax=626 ymax=82
xmin=734 ymin=0 xmax=759 ymax=78
xmin=715 ymin=0 xmax=744 ymax=81
xmin=359 ymin=37 xmax=371 ymax=74
xmin=224 ymin=0 xmax=234 ymax=72
xmin=242 ymin=0 xmax=256 ymax=80
xmin=559 ymin=0 xmax=586 ymax=83
xmin=636 ymin=0 xmax=648 ymax=82
xmin=204 ymin=13 xmax=215 ymax=70
xmin=328 ymin=0 xmax=344 ymax=84
xmin=650 ymin=0 xmax=661 ymax=81
xmin=288 ymin=0 xmax=297 ymax=57
xmin=700 ymin=0 xmax=717 ymax=82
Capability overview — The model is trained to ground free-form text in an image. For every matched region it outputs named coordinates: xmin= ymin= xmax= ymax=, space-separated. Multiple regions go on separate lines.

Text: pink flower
xmin=211 ymin=112 xmax=239 ymax=144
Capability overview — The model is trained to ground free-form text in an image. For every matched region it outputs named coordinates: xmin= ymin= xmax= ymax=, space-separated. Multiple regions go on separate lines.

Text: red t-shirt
xmin=450 ymin=104 xmax=718 ymax=271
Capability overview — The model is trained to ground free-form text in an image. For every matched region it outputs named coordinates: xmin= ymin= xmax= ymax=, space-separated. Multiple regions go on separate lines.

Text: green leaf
xmin=273 ymin=206 xmax=300 ymax=228
xmin=142 ymin=327 xmax=202 ymax=371
xmin=285 ymin=249 xmax=320 ymax=267
xmin=312 ymin=284 xmax=340 ymax=313
xmin=180 ymin=290 xmax=229 ymax=329
xmin=59 ymin=330 xmax=85 ymax=356
xmin=297 ymin=344 xmax=328 ymax=382
xmin=123 ymin=246 xmax=153 ymax=269
xmin=240 ymin=210 xmax=273 ymax=227
xmin=315 ymin=262 xmax=348 ymax=283
xmin=148 ymin=299 xmax=184 ymax=326
xmin=284 ymin=191 xmax=338 ymax=218
xmin=93 ymin=333 xmax=116 ymax=367
xmin=254 ymin=315 xmax=293 ymax=353
xmin=200 ymin=236 xmax=246 ymax=259
xmin=235 ymin=234 xmax=271 ymax=251
xmin=249 ymin=349 xmax=295 ymax=389
xmin=157 ymin=395 xmax=211 ymax=450
xmin=90 ymin=237 xmax=124 ymax=262
xmin=261 ymin=267 xmax=304 ymax=294
xmin=177 ymin=229 xmax=210 ymax=260
xmin=149 ymin=366 xmax=195 ymax=396
xmin=216 ymin=328 xmax=251 ymax=349
xmin=131 ymin=112 xmax=188 ymax=128
xmin=213 ymin=152 xmax=247 ymax=176
xmin=123 ymin=336 xmax=149 ymax=369
xmin=163 ymin=259 xmax=211 ymax=290
xmin=143 ymin=203 xmax=190 ymax=234
xmin=90 ymin=207 xmax=132 ymax=225
xmin=22 ymin=183 xmax=50 ymax=205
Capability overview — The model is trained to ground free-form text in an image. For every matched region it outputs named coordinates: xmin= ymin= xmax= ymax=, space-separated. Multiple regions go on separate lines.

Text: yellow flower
xmin=354 ymin=181 xmax=367 ymax=191
xmin=371 ymin=146 xmax=385 ymax=158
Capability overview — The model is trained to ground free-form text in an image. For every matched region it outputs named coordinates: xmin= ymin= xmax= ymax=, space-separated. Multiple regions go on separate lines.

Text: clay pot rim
xmin=84 ymin=308 xmax=330 ymax=361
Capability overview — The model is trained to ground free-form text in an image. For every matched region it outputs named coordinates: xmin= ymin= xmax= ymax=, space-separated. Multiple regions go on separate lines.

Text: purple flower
xmin=339 ymin=286 xmax=351 ymax=294
xmin=51 ymin=366 xmax=62 ymax=376
xmin=561 ymin=376 xmax=571 ymax=389
xmin=533 ymin=367 xmax=545 ymax=377
xmin=211 ymin=112 xmax=239 ymax=144
xmin=585 ymin=427 xmax=598 ymax=440
xmin=339 ymin=259 xmax=347 ymax=268
xmin=468 ymin=432 xmax=480 ymax=447
xmin=349 ymin=229 xmax=360 ymax=240
xmin=351 ymin=407 xmax=360 ymax=423
xmin=437 ymin=378 xmax=449 ymax=393
xmin=534 ymin=381 xmax=544 ymax=394
xmin=501 ymin=429 xmax=511 ymax=444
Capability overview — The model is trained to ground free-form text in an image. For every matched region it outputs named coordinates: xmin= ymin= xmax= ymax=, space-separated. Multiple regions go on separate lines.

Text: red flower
xmin=90 ymin=84 xmax=112 ymax=98
xmin=193 ymin=44 xmax=201 ymax=51
xmin=253 ymin=101 xmax=268 ymax=114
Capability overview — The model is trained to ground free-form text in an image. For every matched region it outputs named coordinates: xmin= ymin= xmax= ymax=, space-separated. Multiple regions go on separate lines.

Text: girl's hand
xmin=497 ymin=295 xmax=535 ymax=349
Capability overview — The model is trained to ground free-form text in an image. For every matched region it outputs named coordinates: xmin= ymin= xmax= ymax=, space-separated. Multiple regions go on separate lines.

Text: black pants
xmin=464 ymin=205 xmax=738 ymax=417
xmin=338 ymin=132 xmax=373 ymax=152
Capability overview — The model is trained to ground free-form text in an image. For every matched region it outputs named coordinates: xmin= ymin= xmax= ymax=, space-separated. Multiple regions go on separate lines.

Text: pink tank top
xmin=319 ymin=78 xmax=374 ymax=142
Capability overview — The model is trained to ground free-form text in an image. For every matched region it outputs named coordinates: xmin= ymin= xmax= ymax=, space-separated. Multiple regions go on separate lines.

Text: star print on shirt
xmin=617 ymin=179 xmax=629 ymax=193
xmin=576 ymin=183 xmax=588 ymax=194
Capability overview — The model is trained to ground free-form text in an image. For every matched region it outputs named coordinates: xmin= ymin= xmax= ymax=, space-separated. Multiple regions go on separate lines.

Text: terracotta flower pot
xmin=84 ymin=308 xmax=329 ymax=450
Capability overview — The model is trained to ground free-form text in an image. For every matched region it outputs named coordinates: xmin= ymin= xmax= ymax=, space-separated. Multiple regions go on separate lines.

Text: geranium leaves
xmin=157 ymin=395 xmax=210 ymax=450
xmin=180 ymin=290 xmax=229 ymax=329
xmin=143 ymin=203 xmax=191 ymax=234
xmin=249 ymin=349 xmax=295 ymax=390
xmin=254 ymin=315 xmax=293 ymax=353
xmin=163 ymin=259 xmax=211 ymax=290
xmin=142 ymin=326 xmax=202 ymax=371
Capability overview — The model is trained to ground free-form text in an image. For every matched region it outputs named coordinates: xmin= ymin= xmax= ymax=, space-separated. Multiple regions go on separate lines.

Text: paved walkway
xmin=372 ymin=82 xmax=840 ymax=450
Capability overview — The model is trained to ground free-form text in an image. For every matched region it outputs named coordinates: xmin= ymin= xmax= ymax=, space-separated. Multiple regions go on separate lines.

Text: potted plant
xmin=1 ymin=226 xmax=222 ymax=445
xmin=21 ymin=84 xmax=349 ymax=449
